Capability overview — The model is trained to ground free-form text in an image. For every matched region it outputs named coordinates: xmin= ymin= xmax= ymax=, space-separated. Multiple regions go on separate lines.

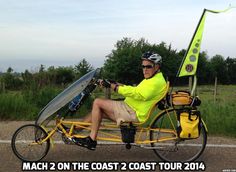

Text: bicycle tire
xmin=11 ymin=124 xmax=50 ymax=162
xmin=150 ymin=109 xmax=207 ymax=162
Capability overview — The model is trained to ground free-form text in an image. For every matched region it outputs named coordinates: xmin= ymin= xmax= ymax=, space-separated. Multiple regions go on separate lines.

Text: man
xmin=72 ymin=52 xmax=167 ymax=150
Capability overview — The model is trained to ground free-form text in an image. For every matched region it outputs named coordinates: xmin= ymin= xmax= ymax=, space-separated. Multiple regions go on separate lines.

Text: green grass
xmin=0 ymin=92 xmax=38 ymax=120
xmin=197 ymin=85 xmax=236 ymax=137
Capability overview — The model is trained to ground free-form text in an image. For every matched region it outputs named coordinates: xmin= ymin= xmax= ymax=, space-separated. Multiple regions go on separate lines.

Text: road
xmin=0 ymin=121 xmax=236 ymax=172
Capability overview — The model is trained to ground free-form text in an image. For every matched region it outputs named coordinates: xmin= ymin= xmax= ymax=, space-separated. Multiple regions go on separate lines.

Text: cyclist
xmin=72 ymin=52 xmax=167 ymax=150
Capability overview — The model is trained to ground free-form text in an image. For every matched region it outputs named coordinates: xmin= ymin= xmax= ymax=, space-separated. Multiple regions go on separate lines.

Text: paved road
xmin=0 ymin=121 xmax=236 ymax=172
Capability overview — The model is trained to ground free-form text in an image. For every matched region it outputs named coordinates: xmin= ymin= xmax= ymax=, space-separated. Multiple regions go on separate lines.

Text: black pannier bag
xmin=120 ymin=123 xmax=136 ymax=143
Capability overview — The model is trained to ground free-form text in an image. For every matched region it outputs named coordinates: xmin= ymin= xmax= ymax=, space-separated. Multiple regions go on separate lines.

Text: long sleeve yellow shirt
xmin=118 ymin=72 xmax=167 ymax=122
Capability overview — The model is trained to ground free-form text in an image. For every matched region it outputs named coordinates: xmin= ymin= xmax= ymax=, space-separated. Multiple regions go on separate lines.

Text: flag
xmin=177 ymin=6 xmax=235 ymax=77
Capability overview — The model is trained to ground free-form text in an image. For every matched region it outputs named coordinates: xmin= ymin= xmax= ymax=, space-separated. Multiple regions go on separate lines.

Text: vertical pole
xmin=189 ymin=76 xmax=192 ymax=91
xmin=191 ymin=75 xmax=197 ymax=96
xmin=214 ymin=77 xmax=217 ymax=103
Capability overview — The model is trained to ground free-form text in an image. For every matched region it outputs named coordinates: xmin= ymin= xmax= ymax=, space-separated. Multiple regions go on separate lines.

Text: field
xmin=197 ymin=85 xmax=236 ymax=137
xmin=0 ymin=85 xmax=235 ymax=137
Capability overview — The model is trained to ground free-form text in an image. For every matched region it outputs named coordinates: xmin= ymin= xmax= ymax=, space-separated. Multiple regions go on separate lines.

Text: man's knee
xmin=93 ymin=98 xmax=113 ymax=112
xmin=93 ymin=98 xmax=106 ymax=108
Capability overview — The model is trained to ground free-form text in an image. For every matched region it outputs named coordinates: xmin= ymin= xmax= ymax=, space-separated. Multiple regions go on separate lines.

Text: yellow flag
xmin=177 ymin=6 xmax=235 ymax=77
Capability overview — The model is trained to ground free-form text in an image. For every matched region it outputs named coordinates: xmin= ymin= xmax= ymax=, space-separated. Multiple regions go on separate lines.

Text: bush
xmin=23 ymin=86 xmax=62 ymax=109
xmin=0 ymin=92 xmax=38 ymax=120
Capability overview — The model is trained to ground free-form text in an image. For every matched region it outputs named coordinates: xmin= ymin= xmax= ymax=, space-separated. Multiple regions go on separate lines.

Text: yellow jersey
xmin=118 ymin=72 xmax=167 ymax=122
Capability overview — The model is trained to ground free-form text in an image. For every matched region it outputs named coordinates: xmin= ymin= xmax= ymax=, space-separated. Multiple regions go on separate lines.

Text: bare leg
xmin=75 ymin=106 xmax=113 ymax=131
xmin=82 ymin=113 xmax=92 ymax=123
xmin=89 ymin=98 xmax=116 ymax=140
xmin=74 ymin=114 xmax=92 ymax=131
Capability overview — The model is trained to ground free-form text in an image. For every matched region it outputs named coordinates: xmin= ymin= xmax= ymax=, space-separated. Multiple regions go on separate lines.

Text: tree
xmin=225 ymin=57 xmax=236 ymax=84
xmin=7 ymin=67 xmax=13 ymax=73
xmin=209 ymin=55 xmax=228 ymax=84
xmin=35 ymin=64 xmax=48 ymax=88
xmin=3 ymin=67 xmax=23 ymax=90
xmin=74 ymin=58 xmax=93 ymax=78
xmin=159 ymin=43 xmax=181 ymax=82
xmin=21 ymin=69 xmax=33 ymax=89
xmin=103 ymin=37 xmax=180 ymax=84
xmin=39 ymin=64 xmax=45 ymax=73
xmin=197 ymin=51 xmax=212 ymax=84
xmin=47 ymin=66 xmax=57 ymax=85
xmin=3 ymin=67 xmax=15 ymax=89
xmin=55 ymin=67 xmax=75 ymax=86
xmin=103 ymin=38 xmax=146 ymax=84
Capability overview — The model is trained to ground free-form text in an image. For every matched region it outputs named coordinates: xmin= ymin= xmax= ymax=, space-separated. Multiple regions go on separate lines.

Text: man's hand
xmin=98 ymin=79 xmax=118 ymax=89
xmin=101 ymin=79 xmax=111 ymax=88
xmin=101 ymin=79 xmax=117 ymax=88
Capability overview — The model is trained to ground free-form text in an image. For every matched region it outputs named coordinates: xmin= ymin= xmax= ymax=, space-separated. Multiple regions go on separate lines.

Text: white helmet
xmin=142 ymin=52 xmax=162 ymax=65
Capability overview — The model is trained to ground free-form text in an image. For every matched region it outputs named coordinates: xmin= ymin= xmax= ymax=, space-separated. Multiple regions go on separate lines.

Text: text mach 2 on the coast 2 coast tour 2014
xmin=22 ymin=161 xmax=206 ymax=171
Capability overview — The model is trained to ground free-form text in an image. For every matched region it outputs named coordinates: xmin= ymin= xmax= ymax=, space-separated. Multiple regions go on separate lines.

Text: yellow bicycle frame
xmin=38 ymin=107 xmax=178 ymax=147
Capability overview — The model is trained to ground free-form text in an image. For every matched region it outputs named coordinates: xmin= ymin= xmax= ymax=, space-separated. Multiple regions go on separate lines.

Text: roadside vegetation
xmin=198 ymin=85 xmax=236 ymax=137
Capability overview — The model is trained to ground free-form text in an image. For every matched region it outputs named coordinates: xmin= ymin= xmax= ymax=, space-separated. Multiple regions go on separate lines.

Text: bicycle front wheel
xmin=11 ymin=124 xmax=50 ymax=161
xmin=150 ymin=109 xmax=207 ymax=162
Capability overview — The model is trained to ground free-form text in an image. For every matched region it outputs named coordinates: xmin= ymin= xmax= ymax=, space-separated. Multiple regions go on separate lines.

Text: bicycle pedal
xmin=61 ymin=135 xmax=74 ymax=145
xmin=57 ymin=128 xmax=64 ymax=134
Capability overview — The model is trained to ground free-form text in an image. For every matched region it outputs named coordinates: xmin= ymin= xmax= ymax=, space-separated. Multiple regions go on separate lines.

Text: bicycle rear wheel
xmin=150 ymin=109 xmax=207 ymax=162
xmin=11 ymin=124 xmax=50 ymax=161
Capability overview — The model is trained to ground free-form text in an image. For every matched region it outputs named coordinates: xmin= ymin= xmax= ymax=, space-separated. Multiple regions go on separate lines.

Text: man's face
xmin=142 ymin=60 xmax=159 ymax=79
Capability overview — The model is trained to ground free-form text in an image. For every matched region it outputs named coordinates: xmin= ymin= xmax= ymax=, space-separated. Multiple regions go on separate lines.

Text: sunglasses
xmin=142 ymin=65 xmax=154 ymax=69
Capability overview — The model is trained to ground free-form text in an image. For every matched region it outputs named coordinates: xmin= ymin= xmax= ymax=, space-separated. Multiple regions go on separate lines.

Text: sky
xmin=0 ymin=0 xmax=235 ymax=72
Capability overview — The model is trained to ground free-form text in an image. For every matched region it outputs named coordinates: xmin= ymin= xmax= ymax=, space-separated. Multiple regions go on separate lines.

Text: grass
xmin=197 ymin=85 xmax=236 ymax=137
xmin=0 ymin=92 xmax=38 ymax=120
xmin=0 ymin=85 xmax=235 ymax=137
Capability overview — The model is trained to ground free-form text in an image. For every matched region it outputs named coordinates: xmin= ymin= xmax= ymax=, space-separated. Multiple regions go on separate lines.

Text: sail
xmin=177 ymin=6 xmax=235 ymax=77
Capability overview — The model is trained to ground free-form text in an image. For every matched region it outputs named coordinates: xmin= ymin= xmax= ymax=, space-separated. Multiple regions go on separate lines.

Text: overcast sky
xmin=0 ymin=0 xmax=235 ymax=72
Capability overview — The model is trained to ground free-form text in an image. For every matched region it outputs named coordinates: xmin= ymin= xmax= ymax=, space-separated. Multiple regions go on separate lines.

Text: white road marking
xmin=1 ymin=140 xmax=236 ymax=148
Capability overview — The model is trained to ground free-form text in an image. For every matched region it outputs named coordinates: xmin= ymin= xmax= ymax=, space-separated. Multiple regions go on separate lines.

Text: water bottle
xmin=69 ymin=92 xmax=85 ymax=111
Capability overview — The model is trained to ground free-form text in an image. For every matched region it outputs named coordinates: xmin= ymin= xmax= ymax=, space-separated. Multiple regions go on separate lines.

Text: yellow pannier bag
xmin=177 ymin=110 xmax=201 ymax=139
xmin=172 ymin=91 xmax=192 ymax=106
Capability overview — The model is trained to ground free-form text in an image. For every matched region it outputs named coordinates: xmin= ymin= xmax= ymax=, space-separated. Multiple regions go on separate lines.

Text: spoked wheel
xmin=150 ymin=109 xmax=207 ymax=162
xmin=11 ymin=124 xmax=50 ymax=161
